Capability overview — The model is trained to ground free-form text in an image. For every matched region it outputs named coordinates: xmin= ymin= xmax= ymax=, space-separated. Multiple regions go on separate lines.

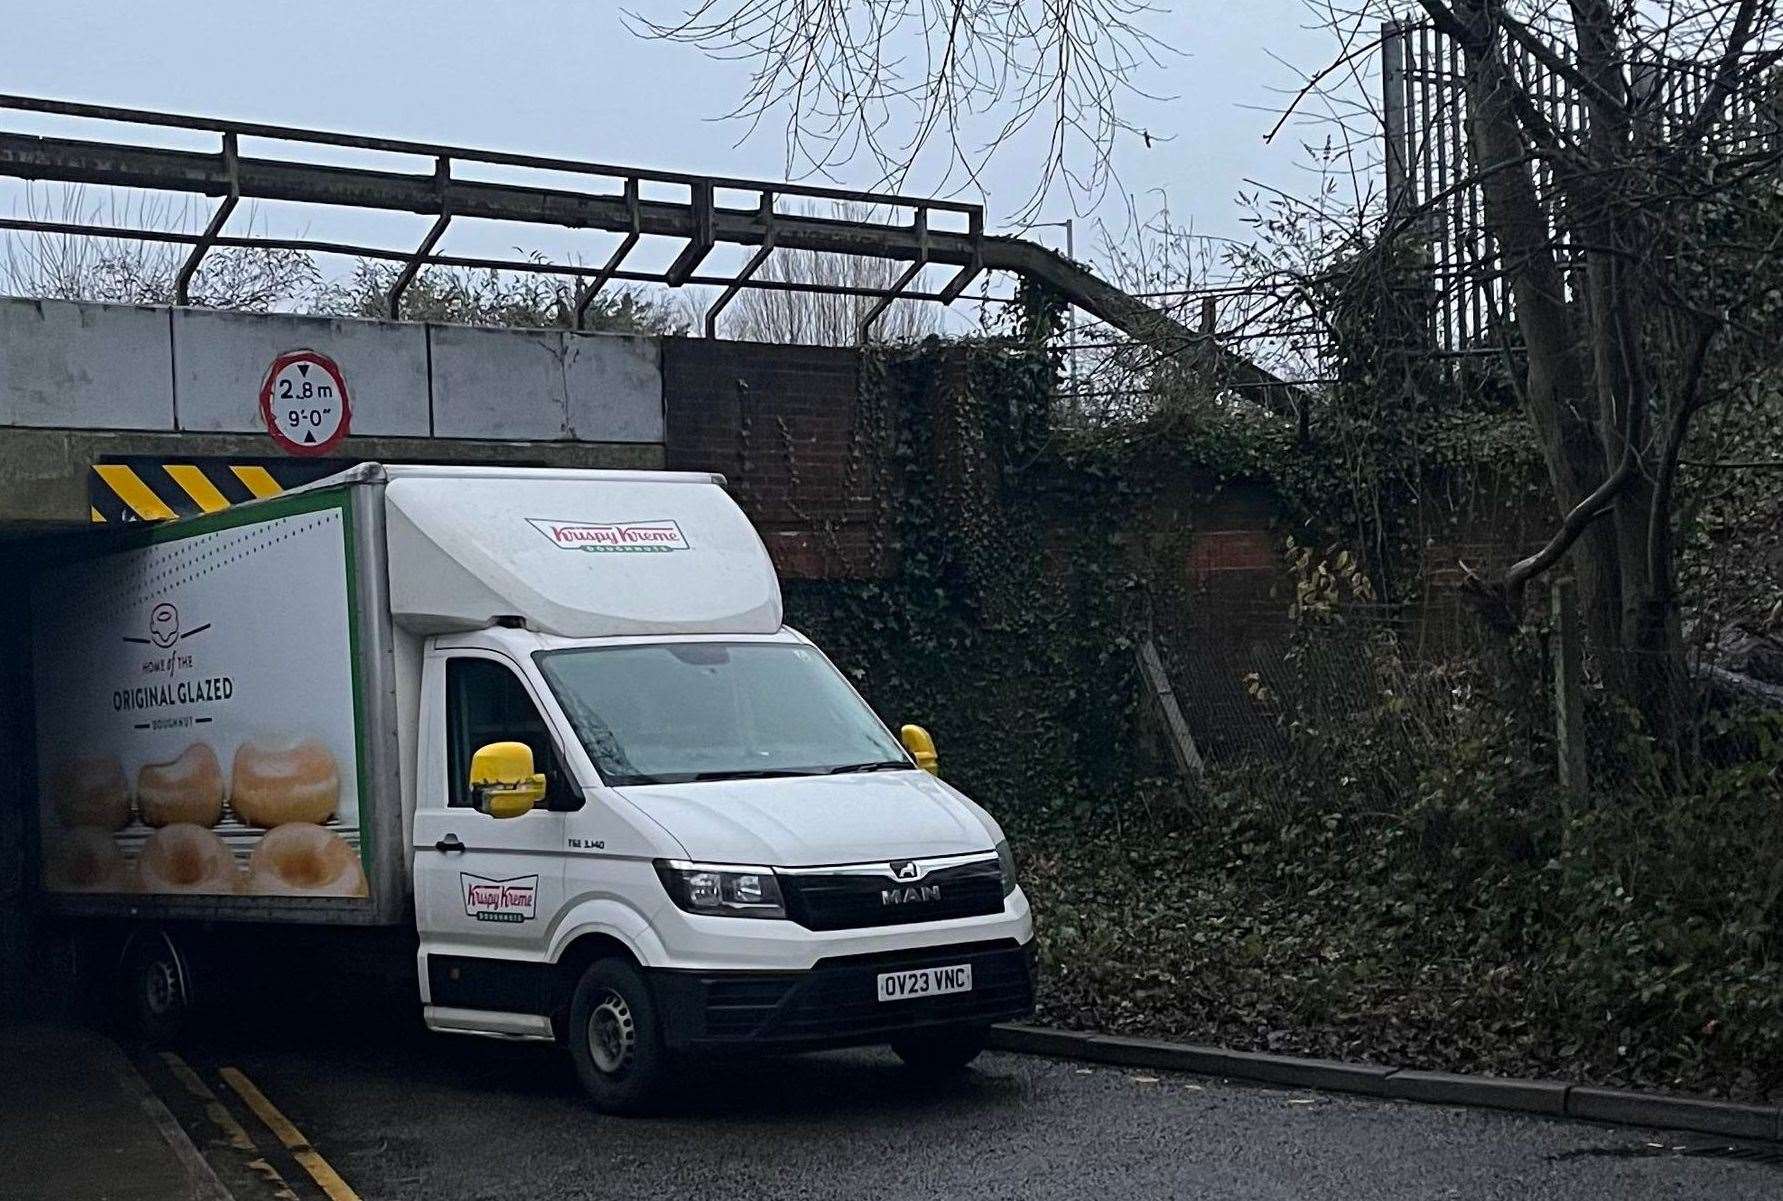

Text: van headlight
xmin=995 ymin=839 xmax=1018 ymax=898
xmin=654 ymin=860 xmax=786 ymax=919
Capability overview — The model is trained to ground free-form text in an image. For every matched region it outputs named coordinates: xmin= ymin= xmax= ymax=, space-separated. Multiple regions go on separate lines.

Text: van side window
xmin=445 ymin=657 xmax=563 ymax=810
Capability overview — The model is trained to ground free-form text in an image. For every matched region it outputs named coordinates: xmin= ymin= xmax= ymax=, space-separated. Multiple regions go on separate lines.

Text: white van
xmin=28 ymin=464 xmax=1034 ymax=1112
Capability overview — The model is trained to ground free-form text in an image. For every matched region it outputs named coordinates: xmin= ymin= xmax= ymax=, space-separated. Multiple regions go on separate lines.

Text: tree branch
xmin=1468 ymin=396 xmax=1641 ymax=629
xmin=1677 ymin=0 xmax=1769 ymax=146
xmin=1490 ymin=8 xmax=1624 ymax=115
xmin=1412 ymin=0 xmax=1483 ymax=49
xmin=1646 ymin=321 xmax=1720 ymax=600
xmin=1462 ymin=279 xmax=1649 ymax=630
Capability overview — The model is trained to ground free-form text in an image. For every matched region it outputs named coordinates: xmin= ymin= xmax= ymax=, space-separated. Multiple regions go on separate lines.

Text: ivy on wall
xmin=782 ymin=335 xmax=1149 ymax=814
xmin=772 ymin=281 xmax=1551 ymax=817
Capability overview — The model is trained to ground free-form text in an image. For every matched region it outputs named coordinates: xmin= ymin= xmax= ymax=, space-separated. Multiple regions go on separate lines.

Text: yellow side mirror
xmin=469 ymin=741 xmax=547 ymax=819
xmin=900 ymin=724 xmax=939 ymax=775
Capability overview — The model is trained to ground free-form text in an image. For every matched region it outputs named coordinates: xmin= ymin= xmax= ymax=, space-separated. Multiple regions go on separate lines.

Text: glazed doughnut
xmin=52 ymin=756 xmax=131 ymax=831
xmin=246 ymin=823 xmax=366 ymax=897
xmin=138 ymin=823 xmax=241 ymax=894
xmin=44 ymin=828 xmax=131 ymax=893
xmin=230 ymin=736 xmax=340 ymax=828
xmin=137 ymin=742 xmax=225 ymax=828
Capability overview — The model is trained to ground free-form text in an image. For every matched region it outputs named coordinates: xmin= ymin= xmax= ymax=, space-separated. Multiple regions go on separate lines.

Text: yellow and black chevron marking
xmin=89 ymin=457 xmax=353 ymax=523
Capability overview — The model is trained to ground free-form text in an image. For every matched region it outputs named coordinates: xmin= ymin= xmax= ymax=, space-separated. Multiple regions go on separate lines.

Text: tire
xmin=567 ymin=958 xmax=671 ymax=1115
xmin=891 ymin=1023 xmax=988 ymax=1075
xmin=120 ymin=930 xmax=191 ymax=1045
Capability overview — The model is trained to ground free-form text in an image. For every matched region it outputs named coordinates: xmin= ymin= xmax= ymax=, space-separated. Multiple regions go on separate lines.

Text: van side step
xmin=423 ymin=1005 xmax=555 ymax=1042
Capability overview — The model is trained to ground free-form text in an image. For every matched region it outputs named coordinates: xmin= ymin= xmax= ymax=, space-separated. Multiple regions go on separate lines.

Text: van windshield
xmin=534 ymin=642 xmax=912 ymax=786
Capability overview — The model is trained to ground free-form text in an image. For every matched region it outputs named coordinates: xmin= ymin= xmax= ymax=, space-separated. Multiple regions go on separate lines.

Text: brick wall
xmin=662 ymin=338 xmax=886 ymax=579
xmin=660 ymin=335 xmax=1542 ymax=655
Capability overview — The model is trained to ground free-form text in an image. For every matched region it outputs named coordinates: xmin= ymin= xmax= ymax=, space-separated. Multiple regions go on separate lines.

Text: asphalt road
xmin=153 ymin=989 xmax=1782 ymax=1201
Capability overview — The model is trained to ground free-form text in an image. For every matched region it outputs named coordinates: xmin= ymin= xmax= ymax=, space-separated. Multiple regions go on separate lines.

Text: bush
xmin=1012 ymin=696 xmax=1783 ymax=1101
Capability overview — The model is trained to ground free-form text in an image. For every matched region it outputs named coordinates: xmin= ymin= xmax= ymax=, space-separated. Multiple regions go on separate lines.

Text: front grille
xmin=703 ymin=976 xmax=800 ymax=1039
xmin=656 ymin=940 xmax=1035 ymax=1047
xmin=779 ymin=857 xmax=1006 ymax=931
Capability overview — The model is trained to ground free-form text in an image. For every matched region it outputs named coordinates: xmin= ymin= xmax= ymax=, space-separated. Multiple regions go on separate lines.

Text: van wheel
xmin=121 ymin=931 xmax=190 ymax=1044
xmin=568 ymin=958 xmax=670 ymax=1115
xmin=891 ymin=1024 xmax=988 ymax=1075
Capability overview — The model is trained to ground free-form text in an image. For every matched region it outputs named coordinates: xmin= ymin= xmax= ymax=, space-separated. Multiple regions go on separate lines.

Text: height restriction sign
xmin=260 ymin=349 xmax=352 ymax=455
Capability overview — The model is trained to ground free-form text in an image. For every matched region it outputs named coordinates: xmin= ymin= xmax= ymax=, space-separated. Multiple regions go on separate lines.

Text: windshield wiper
xmin=825 ymin=760 xmax=915 ymax=774
xmin=666 ymin=762 xmax=912 ymax=782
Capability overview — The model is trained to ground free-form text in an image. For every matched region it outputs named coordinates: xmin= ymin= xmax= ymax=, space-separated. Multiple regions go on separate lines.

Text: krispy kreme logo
xmin=460 ymin=873 xmax=539 ymax=923
xmin=526 ymin=518 xmax=689 ymax=553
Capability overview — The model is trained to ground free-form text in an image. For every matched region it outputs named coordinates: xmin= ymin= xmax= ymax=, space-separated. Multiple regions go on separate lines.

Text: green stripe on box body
xmin=339 ymin=493 xmax=372 ymax=881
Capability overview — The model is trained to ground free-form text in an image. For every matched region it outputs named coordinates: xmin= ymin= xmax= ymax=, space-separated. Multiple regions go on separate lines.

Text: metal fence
xmin=1380 ymin=17 xmax=1776 ymax=360
xmin=1147 ymin=586 xmax=1760 ymax=825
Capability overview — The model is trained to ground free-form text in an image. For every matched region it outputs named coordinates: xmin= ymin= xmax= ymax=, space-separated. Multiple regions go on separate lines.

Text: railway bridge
xmin=0 ymin=93 xmax=1298 ymax=1007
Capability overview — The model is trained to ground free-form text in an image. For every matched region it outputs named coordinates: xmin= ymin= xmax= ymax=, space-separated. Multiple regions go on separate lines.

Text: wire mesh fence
xmin=1139 ymin=576 xmax=1777 ymax=828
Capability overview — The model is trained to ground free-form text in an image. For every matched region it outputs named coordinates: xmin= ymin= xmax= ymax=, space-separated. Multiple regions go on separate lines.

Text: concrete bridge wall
xmin=0 ymin=297 xmax=667 ymax=524
xmin=0 ymin=297 xmax=664 ymax=440
xmin=0 ymin=296 xmax=892 ymax=586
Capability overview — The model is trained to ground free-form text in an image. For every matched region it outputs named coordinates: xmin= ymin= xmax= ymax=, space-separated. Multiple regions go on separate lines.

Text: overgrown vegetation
xmin=785 ymin=334 xmax=1135 ymax=812
xmin=781 ymin=320 xmax=1782 ymax=1103
xmin=656 ymin=20 xmax=1783 ymax=1108
xmin=1022 ymin=704 xmax=1783 ymax=1100
xmin=314 ymin=256 xmax=688 ymax=333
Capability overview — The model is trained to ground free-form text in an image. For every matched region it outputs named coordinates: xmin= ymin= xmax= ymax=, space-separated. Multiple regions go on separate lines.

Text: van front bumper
xmin=648 ymin=937 xmax=1035 ymax=1050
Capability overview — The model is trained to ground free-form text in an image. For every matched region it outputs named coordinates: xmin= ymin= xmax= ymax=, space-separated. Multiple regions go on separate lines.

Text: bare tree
xmin=717 ymin=204 xmax=943 ymax=344
xmin=627 ymin=1 xmax=1173 ymax=218
xmin=645 ymin=0 xmax=1783 ymax=742
xmin=1327 ymin=1 xmax=1783 ymax=745
xmin=1072 ymin=180 xmax=1356 ymax=422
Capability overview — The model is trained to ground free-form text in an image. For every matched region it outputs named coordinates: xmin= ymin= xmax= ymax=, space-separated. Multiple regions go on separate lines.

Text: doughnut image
xmin=246 ymin=823 xmax=367 ymax=897
xmin=51 ymin=756 xmax=131 ymax=831
xmin=137 ymin=742 xmax=225 ymax=828
xmin=230 ymin=736 xmax=340 ymax=828
xmin=138 ymin=823 xmax=242 ymax=894
xmin=44 ymin=827 xmax=132 ymax=893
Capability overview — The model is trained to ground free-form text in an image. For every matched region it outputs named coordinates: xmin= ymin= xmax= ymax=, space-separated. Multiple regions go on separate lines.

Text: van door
xmin=413 ymin=652 xmax=574 ymax=974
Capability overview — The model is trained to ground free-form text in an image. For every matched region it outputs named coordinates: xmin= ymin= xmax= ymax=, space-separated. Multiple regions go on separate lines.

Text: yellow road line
xmin=229 ymin=464 xmax=285 ymax=499
xmin=93 ymin=463 xmax=177 ymax=521
xmin=164 ymin=464 xmax=233 ymax=513
xmin=220 ymin=1066 xmax=361 ymax=1201
xmin=160 ymin=1053 xmax=256 ymax=1152
xmin=160 ymin=1054 xmax=300 ymax=1201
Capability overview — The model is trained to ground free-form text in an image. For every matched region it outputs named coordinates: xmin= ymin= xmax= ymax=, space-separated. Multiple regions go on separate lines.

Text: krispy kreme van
xmin=28 ymin=464 xmax=1034 ymax=1113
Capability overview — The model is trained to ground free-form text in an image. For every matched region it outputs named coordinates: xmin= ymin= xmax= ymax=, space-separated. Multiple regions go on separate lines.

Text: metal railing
xmin=0 ymin=93 xmax=1307 ymax=409
xmin=0 ymin=93 xmax=984 ymax=337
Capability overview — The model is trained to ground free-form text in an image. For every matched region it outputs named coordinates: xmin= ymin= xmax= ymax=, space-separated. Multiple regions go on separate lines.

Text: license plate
xmin=876 ymin=963 xmax=973 ymax=1002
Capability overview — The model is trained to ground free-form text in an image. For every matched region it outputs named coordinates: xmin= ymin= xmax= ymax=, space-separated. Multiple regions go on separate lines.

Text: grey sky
xmin=0 ymin=1 xmax=1360 ymax=318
